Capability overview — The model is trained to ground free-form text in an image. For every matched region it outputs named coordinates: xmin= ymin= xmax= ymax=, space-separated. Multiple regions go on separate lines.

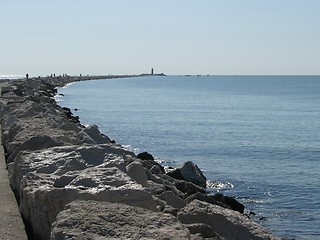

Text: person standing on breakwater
xmin=26 ymin=73 xmax=29 ymax=79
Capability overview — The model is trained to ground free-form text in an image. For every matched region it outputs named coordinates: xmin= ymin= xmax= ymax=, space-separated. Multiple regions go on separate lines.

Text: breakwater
xmin=0 ymin=77 xmax=279 ymax=239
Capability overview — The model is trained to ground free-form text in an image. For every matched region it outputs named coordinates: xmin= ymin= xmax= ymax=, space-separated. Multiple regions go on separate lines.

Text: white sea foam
xmin=206 ymin=180 xmax=234 ymax=190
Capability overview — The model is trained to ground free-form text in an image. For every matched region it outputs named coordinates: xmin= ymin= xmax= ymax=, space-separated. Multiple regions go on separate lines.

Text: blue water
xmin=58 ymin=75 xmax=320 ymax=239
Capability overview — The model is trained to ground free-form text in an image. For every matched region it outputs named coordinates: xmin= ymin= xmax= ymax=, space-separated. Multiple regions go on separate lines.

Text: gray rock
xmin=178 ymin=200 xmax=279 ymax=240
xmin=126 ymin=160 xmax=148 ymax=187
xmin=6 ymin=135 xmax=63 ymax=164
xmin=184 ymin=223 xmax=224 ymax=239
xmin=78 ymin=125 xmax=111 ymax=144
xmin=144 ymin=180 xmax=166 ymax=195
xmin=157 ymin=191 xmax=186 ymax=209
xmin=51 ymin=200 xmax=191 ymax=240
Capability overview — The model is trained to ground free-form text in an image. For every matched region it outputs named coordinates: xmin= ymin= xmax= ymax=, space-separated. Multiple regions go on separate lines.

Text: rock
xmin=157 ymin=191 xmax=186 ymax=209
xmin=150 ymin=165 xmax=164 ymax=175
xmin=51 ymin=200 xmax=191 ymax=240
xmin=145 ymin=167 xmax=164 ymax=184
xmin=137 ymin=151 xmax=154 ymax=160
xmin=185 ymin=192 xmax=229 ymax=209
xmin=175 ymin=179 xmax=206 ymax=196
xmin=167 ymin=161 xmax=207 ymax=188
xmin=78 ymin=125 xmax=111 ymax=144
xmin=135 ymin=152 xmax=165 ymax=173
xmin=126 ymin=160 xmax=148 ymax=187
xmin=144 ymin=180 xmax=166 ymax=195
xmin=6 ymin=135 xmax=63 ymax=164
xmin=184 ymin=223 xmax=223 ymax=239
xmin=178 ymin=200 xmax=278 ymax=240
xmin=162 ymin=205 xmax=179 ymax=217
xmin=213 ymin=193 xmax=245 ymax=214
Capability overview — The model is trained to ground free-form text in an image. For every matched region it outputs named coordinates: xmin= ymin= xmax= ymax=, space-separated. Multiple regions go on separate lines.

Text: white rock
xmin=51 ymin=200 xmax=191 ymax=240
xmin=78 ymin=124 xmax=111 ymax=144
xmin=178 ymin=200 xmax=279 ymax=240
xmin=10 ymin=145 xmax=157 ymax=240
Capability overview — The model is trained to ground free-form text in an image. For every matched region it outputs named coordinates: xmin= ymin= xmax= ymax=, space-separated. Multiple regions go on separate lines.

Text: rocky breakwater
xmin=0 ymin=77 xmax=279 ymax=240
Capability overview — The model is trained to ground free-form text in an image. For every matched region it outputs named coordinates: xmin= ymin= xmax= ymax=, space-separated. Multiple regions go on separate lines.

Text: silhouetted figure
xmin=151 ymin=68 xmax=154 ymax=75
xmin=26 ymin=73 xmax=29 ymax=79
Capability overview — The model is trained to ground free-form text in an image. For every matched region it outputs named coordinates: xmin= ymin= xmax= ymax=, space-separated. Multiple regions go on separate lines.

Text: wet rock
xmin=175 ymin=179 xmax=206 ymax=196
xmin=185 ymin=192 xmax=229 ymax=209
xmin=137 ymin=151 xmax=154 ymax=160
xmin=213 ymin=193 xmax=245 ymax=214
xmin=167 ymin=161 xmax=207 ymax=188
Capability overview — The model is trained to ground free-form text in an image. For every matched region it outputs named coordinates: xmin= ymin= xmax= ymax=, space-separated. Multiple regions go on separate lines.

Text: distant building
xmin=151 ymin=68 xmax=154 ymax=75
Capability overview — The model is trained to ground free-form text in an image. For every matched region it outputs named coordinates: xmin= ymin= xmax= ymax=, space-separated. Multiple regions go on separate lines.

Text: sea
xmin=57 ymin=75 xmax=320 ymax=240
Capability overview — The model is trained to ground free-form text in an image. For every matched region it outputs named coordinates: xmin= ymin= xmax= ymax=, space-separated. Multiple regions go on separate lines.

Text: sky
xmin=1 ymin=0 xmax=320 ymax=76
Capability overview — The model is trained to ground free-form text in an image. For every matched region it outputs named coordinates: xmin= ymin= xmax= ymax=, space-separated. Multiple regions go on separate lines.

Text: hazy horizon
xmin=1 ymin=0 xmax=320 ymax=76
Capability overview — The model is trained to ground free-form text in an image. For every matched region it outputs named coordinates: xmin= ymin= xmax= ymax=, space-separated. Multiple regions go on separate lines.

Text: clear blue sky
xmin=1 ymin=0 xmax=319 ymax=76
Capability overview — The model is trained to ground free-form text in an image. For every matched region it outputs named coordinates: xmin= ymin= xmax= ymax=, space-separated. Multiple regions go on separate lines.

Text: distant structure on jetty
xmin=151 ymin=68 xmax=154 ymax=75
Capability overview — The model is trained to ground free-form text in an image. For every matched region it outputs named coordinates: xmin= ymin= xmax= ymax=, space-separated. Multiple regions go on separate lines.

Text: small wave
xmin=155 ymin=158 xmax=176 ymax=165
xmin=240 ymin=197 xmax=264 ymax=204
xmin=121 ymin=145 xmax=137 ymax=152
xmin=61 ymin=82 xmax=76 ymax=88
xmin=206 ymin=180 xmax=234 ymax=190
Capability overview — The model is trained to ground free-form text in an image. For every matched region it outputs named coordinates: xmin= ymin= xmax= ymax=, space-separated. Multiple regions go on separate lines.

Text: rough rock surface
xmin=178 ymin=200 xmax=279 ymax=240
xmin=51 ymin=200 xmax=191 ymax=240
xmin=11 ymin=145 xmax=157 ymax=240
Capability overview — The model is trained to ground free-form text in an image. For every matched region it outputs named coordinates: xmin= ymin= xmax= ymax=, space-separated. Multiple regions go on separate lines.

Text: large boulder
xmin=167 ymin=161 xmax=207 ymax=188
xmin=77 ymin=124 xmax=112 ymax=144
xmin=137 ymin=151 xmax=154 ymax=160
xmin=10 ymin=145 xmax=156 ymax=240
xmin=178 ymin=200 xmax=279 ymax=240
xmin=51 ymin=200 xmax=191 ymax=240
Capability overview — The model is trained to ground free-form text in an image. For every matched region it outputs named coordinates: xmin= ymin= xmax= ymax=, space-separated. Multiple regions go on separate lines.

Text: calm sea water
xmin=57 ymin=75 xmax=320 ymax=239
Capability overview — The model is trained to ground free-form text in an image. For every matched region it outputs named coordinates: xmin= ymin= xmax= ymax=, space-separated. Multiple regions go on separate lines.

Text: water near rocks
xmin=58 ymin=75 xmax=320 ymax=239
